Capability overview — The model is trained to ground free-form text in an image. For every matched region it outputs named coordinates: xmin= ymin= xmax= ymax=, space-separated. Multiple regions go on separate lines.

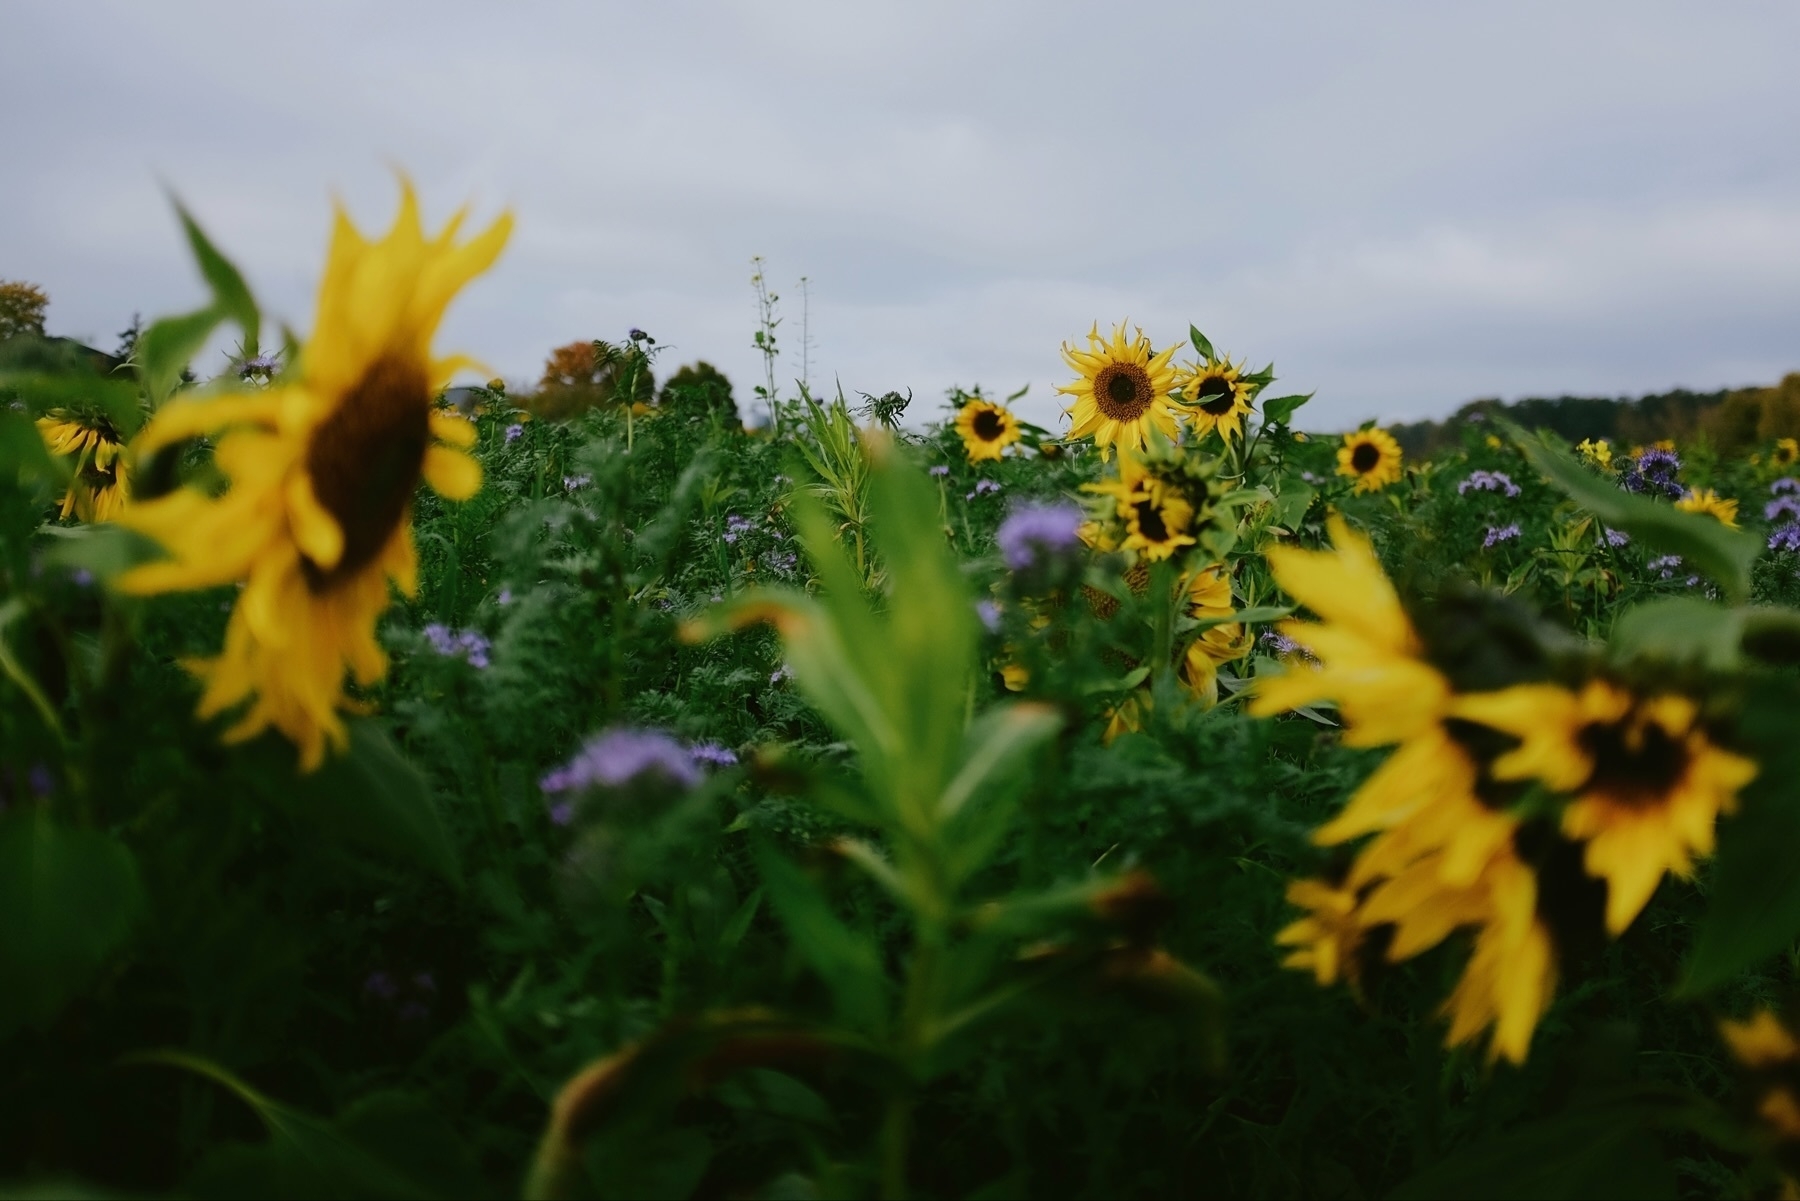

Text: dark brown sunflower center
xmin=1577 ymin=715 xmax=1688 ymax=808
xmin=1350 ymin=441 xmax=1381 ymax=473
xmin=972 ymin=407 xmax=1007 ymax=441
xmin=1132 ymin=498 xmax=1171 ymax=543
xmin=1195 ymin=375 xmax=1237 ymax=416
xmin=1779 ymin=446 xmax=1797 ymax=466
xmin=302 ymin=355 xmax=430 ymax=592
xmin=1094 ymin=363 xmax=1153 ymax=422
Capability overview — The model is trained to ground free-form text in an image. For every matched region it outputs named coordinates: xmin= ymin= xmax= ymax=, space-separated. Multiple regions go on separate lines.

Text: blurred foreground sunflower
xmin=120 ymin=183 xmax=511 ymax=769
xmin=1337 ymin=428 xmax=1403 ymax=493
xmin=1058 ymin=322 xmax=1180 ymax=458
xmin=1455 ymin=679 xmax=1755 ymax=933
xmin=38 ymin=410 xmax=129 ymax=521
xmin=954 ymin=396 xmax=1020 ymax=461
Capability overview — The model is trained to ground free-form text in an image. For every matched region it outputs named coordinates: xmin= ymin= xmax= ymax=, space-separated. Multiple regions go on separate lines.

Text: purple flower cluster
xmin=1773 ymin=478 xmax=1800 ymax=496
xmin=1766 ymin=496 xmax=1800 ymax=522
xmin=423 ymin=623 xmax=491 ymax=668
xmin=976 ymin=599 xmax=1002 ymax=631
xmin=929 ymin=465 xmax=951 ymax=478
xmin=764 ymin=550 xmax=799 ymax=575
xmin=1601 ymin=527 xmax=1630 ymax=547
xmin=563 ymin=473 xmax=592 ymax=491
xmin=1648 ymin=554 xmax=1684 ymax=580
xmin=769 ymin=664 xmax=793 ymax=685
xmin=1483 ymin=524 xmax=1521 ymax=548
xmin=1458 ymin=470 xmax=1521 ymax=498
xmin=965 ymin=479 xmax=1003 ymax=501
xmin=540 ymin=727 xmax=738 ymax=815
xmin=1621 ymin=448 xmax=1683 ymax=499
xmin=504 ymin=423 xmax=524 ymax=444
xmin=1770 ymin=523 xmax=1800 ymax=553
xmin=723 ymin=513 xmax=756 ymax=544
xmin=995 ymin=501 xmax=1084 ymax=572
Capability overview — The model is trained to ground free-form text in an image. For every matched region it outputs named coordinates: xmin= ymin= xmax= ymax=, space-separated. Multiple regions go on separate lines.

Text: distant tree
xmin=658 ymin=360 xmax=741 ymax=430
xmin=0 ymin=280 xmax=49 ymax=342
xmin=1756 ymin=373 xmax=1800 ymax=444
xmin=526 ymin=338 xmax=654 ymax=421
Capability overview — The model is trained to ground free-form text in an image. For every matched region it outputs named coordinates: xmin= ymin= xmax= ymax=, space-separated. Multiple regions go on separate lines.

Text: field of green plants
xmin=12 ymin=186 xmax=1800 ymax=1199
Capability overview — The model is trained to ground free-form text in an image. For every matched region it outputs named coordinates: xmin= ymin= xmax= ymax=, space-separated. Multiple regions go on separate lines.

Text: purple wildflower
xmin=688 ymin=742 xmax=739 ymax=768
xmin=1770 ymin=523 xmax=1800 ymax=553
xmin=1772 ymin=477 xmax=1800 ymax=496
xmin=549 ymin=800 xmax=576 ymax=827
xmin=1766 ymin=497 xmax=1800 ymax=522
xmin=1260 ymin=630 xmax=1317 ymax=664
xmin=765 ymin=550 xmax=799 ymax=575
xmin=929 ymin=465 xmax=950 ymax=478
xmin=1602 ymin=527 xmax=1630 ymax=547
xmin=1458 ymin=470 xmax=1521 ymax=498
xmin=976 ymin=599 xmax=1002 ymax=632
xmin=563 ymin=473 xmax=592 ymax=491
xmin=504 ymin=423 xmax=524 ymax=443
xmin=1649 ymin=554 xmax=1684 ymax=580
xmin=497 ymin=588 xmax=514 ymax=606
xmin=422 ymin=623 xmax=491 ymax=669
xmin=770 ymin=664 xmax=793 ymax=685
xmin=1622 ymin=448 xmax=1683 ymax=499
xmin=70 ymin=568 xmax=94 ymax=587
xmin=965 ymin=479 xmax=1003 ymax=501
xmin=1482 ymin=524 xmax=1521 ymax=548
xmin=540 ymin=727 xmax=705 ymax=796
xmin=996 ymin=501 xmax=1084 ymax=571
xmin=724 ymin=513 xmax=756 ymax=544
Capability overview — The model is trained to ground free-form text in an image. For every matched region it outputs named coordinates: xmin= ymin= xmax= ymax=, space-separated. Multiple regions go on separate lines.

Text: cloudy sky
xmin=5 ymin=1 xmax=1799 ymax=430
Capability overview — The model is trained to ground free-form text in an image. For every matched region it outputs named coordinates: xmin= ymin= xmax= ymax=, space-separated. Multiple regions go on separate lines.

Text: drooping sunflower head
xmin=120 ymin=182 xmax=511 ymax=770
xmin=954 ymin=397 xmax=1021 ymax=462
xmin=1057 ymin=322 xmax=1181 ymax=458
xmin=1337 ymin=428 xmax=1403 ymax=493
xmin=1675 ymin=487 xmax=1740 ymax=528
xmin=1176 ymin=356 xmax=1255 ymax=443
xmin=37 ymin=410 xmax=131 ymax=522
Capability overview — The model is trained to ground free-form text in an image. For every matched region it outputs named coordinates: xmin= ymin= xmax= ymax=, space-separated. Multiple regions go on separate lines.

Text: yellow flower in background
xmin=1576 ymin=438 xmax=1613 ymax=468
xmin=1675 ymin=487 xmax=1740 ymax=528
xmin=37 ymin=412 xmax=130 ymax=522
xmin=1058 ymin=322 xmax=1181 ymax=458
xmin=1176 ymin=356 xmax=1255 ymax=443
xmin=1721 ymin=1011 xmax=1800 ymax=1153
xmin=1455 ymin=679 xmax=1756 ymax=934
xmin=1337 ymin=428 xmax=1403 ymax=493
xmin=120 ymin=182 xmax=511 ymax=770
xmin=1180 ymin=564 xmax=1248 ymax=704
xmin=954 ymin=396 xmax=1021 ymax=462
xmin=1773 ymin=438 xmax=1799 ymax=470
xmin=1121 ymin=478 xmax=1196 ymax=562
xmin=1276 ymin=879 xmax=1364 ymax=988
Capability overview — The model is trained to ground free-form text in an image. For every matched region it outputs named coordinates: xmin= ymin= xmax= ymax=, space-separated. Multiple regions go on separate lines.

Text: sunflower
xmin=1337 ymin=428 xmax=1403 ymax=493
xmin=1775 ymin=438 xmax=1800 ymax=470
xmin=37 ymin=412 xmax=130 ymax=522
xmin=1454 ymin=679 xmax=1756 ymax=934
xmin=954 ymin=396 xmax=1021 ymax=462
xmin=1176 ymin=356 xmax=1255 ymax=443
xmin=1058 ymin=322 xmax=1181 ymax=458
xmin=1675 ymin=487 xmax=1740 ymax=527
xmin=1276 ymin=878 xmax=1364 ymax=988
xmin=1120 ymin=479 xmax=1196 ymax=562
xmin=119 ymin=184 xmax=511 ymax=770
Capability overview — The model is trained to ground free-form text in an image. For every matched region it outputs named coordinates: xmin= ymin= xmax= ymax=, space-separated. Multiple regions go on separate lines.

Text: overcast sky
xmin=6 ymin=1 xmax=1799 ymax=430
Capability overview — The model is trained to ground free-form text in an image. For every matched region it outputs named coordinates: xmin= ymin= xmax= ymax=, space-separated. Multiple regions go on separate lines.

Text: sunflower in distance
xmin=1337 ymin=427 xmax=1403 ymax=493
xmin=1180 ymin=564 xmax=1249 ymax=705
xmin=1773 ymin=438 xmax=1800 ymax=471
xmin=1454 ymin=677 xmax=1755 ymax=934
xmin=38 ymin=409 xmax=130 ymax=521
xmin=1674 ymin=487 xmax=1740 ymax=527
xmin=119 ymin=183 xmax=511 ymax=770
xmin=1058 ymin=322 xmax=1181 ymax=458
xmin=954 ymin=393 xmax=1022 ymax=462
xmin=1176 ymin=354 xmax=1256 ymax=444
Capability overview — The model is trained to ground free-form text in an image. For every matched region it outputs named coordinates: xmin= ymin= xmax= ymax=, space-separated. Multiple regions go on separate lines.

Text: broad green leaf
xmin=137 ymin=306 xmax=223 ymax=406
xmin=283 ymin=719 xmax=461 ymax=885
xmin=1390 ymin=1095 xmax=1676 ymax=1199
xmin=1681 ymin=676 xmax=1800 ymax=994
xmin=0 ymin=810 xmax=144 ymax=1035
xmin=176 ymin=201 xmax=260 ymax=356
xmin=1188 ymin=325 xmax=1215 ymax=361
xmin=0 ymin=370 xmax=144 ymax=439
xmin=1609 ymin=597 xmax=1744 ymax=671
xmin=937 ymin=702 xmax=1061 ymax=823
xmin=0 ymin=408 xmax=63 ymax=483
xmin=751 ymin=837 xmax=888 ymax=1033
xmin=1507 ymin=422 xmax=1760 ymax=602
xmin=1260 ymin=392 xmax=1313 ymax=426
xmin=1270 ymin=481 xmax=1315 ymax=531
xmin=38 ymin=524 xmax=165 ymax=583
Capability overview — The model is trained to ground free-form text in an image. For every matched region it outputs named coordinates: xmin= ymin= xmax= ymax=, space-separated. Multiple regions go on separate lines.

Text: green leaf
xmin=0 ymin=370 xmax=144 ymax=439
xmin=176 ymin=201 xmax=260 ymax=356
xmin=0 ymin=408 xmax=62 ymax=483
xmin=282 ymin=719 xmax=461 ymax=885
xmin=38 ymin=524 xmax=166 ymax=584
xmin=137 ymin=306 xmax=224 ymax=406
xmin=1681 ymin=676 xmax=1800 ymax=994
xmin=1506 ymin=421 xmax=1760 ymax=602
xmin=1260 ymin=392 xmax=1313 ymax=426
xmin=0 ymin=810 xmax=144 ymax=1036
xmin=1390 ymin=1096 xmax=1676 ymax=1199
xmin=751 ymin=837 xmax=889 ymax=1033
xmin=1270 ymin=482 xmax=1315 ymax=531
xmin=1188 ymin=325 xmax=1215 ymax=361
xmin=1609 ymin=597 xmax=1745 ymax=671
